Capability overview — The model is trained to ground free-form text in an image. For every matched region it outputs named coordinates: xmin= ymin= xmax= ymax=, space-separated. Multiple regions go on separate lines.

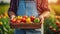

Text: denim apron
xmin=17 ymin=0 xmax=38 ymax=17
xmin=14 ymin=0 xmax=41 ymax=34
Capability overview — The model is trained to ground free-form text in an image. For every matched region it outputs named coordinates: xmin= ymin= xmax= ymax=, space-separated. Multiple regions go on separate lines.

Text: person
xmin=8 ymin=0 xmax=50 ymax=34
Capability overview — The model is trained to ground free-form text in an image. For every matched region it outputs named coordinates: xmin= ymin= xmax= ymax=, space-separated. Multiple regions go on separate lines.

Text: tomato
xmin=49 ymin=26 xmax=53 ymax=29
xmin=56 ymin=20 xmax=60 ymax=25
xmin=52 ymin=28 xmax=56 ymax=32
xmin=58 ymin=24 xmax=60 ymax=28
xmin=34 ymin=18 xmax=40 ymax=23
xmin=56 ymin=22 xmax=60 ymax=25
xmin=17 ymin=16 xmax=22 ymax=20
xmin=58 ymin=29 xmax=60 ymax=32
xmin=23 ymin=15 xmax=28 ymax=19
xmin=21 ymin=18 xmax=26 ymax=22
xmin=16 ymin=19 xmax=21 ymax=23
xmin=30 ymin=16 xmax=35 ymax=21
xmin=11 ymin=18 xmax=16 ymax=23
xmin=26 ymin=18 xmax=31 ymax=23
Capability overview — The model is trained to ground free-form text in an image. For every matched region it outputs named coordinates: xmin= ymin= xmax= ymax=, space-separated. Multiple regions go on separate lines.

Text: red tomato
xmin=21 ymin=18 xmax=26 ymax=22
xmin=56 ymin=20 xmax=60 ymax=25
xmin=58 ymin=24 xmax=60 ymax=28
xmin=49 ymin=26 xmax=53 ymax=29
xmin=52 ymin=28 xmax=56 ymax=32
xmin=30 ymin=16 xmax=35 ymax=21
xmin=58 ymin=29 xmax=60 ymax=32
xmin=23 ymin=15 xmax=28 ymax=19
xmin=11 ymin=18 xmax=16 ymax=23
xmin=16 ymin=19 xmax=21 ymax=23
xmin=56 ymin=22 xmax=60 ymax=25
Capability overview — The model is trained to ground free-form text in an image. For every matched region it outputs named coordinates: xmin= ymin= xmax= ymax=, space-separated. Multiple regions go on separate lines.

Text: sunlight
xmin=48 ymin=0 xmax=58 ymax=3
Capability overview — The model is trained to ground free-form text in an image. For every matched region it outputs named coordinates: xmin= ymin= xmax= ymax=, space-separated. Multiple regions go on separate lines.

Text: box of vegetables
xmin=10 ymin=15 xmax=42 ymax=29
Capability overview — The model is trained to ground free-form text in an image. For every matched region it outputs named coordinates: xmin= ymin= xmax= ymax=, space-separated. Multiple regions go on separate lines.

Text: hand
xmin=10 ymin=15 xmax=16 ymax=20
xmin=39 ymin=16 xmax=44 ymax=24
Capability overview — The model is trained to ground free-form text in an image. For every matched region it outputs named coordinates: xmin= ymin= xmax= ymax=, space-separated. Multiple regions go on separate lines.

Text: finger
xmin=40 ymin=18 xmax=44 ymax=24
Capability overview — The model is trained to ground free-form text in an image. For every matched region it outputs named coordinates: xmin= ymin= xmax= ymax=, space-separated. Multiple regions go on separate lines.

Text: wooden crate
xmin=10 ymin=22 xmax=42 ymax=29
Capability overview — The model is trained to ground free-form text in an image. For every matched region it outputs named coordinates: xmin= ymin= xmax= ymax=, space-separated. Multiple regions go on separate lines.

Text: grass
xmin=0 ymin=4 xmax=60 ymax=15
xmin=0 ymin=4 xmax=9 ymax=15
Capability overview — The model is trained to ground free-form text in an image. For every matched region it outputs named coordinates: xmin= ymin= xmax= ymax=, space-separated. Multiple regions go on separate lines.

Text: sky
xmin=0 ymin=0 xmax=10 ymax=3
xmin=4 ymin=0 xmax=10 ymax=3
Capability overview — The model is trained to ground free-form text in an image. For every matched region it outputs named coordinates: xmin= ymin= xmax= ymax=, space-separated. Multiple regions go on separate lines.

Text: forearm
xmin=39 ymin=11 xmax=50 ymax=18
xmin=8 ymin=0 xmax=16 ymax=18
xmin=8 ymin=11 xmax=15 ymax=18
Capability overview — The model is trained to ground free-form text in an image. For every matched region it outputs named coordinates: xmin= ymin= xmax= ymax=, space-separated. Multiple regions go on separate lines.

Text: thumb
xmin=11 ymin=15 xmax=15 ymax=20
xmin=39 ymin=16 xmax=44 ymax=24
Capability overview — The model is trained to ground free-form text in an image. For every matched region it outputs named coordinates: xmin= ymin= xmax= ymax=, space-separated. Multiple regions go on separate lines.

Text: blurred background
xmin=0 ymin=0 xmax=60 ymax=34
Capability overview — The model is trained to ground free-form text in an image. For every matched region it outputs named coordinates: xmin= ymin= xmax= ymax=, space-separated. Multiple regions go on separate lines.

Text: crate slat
xmin=10 ymin=22 xmax=42 ymax=29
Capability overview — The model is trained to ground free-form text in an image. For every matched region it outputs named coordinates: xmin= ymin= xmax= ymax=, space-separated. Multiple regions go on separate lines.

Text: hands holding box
xmin=10 ymin=15 xmax=43 ymax=29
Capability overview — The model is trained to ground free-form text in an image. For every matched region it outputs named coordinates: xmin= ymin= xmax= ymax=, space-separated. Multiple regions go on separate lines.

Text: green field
xmin=0 ymin=4 xmax=60 ymax=15
xmin=0 ymin=4 xmax=9 ymax=15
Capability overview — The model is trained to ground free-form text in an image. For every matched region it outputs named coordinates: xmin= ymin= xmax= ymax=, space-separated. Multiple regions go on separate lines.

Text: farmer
xmin=8 ymin=0 xmax=50 ymax=34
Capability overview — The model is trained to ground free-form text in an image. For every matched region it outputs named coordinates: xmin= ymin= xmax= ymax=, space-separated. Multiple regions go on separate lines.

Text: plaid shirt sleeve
xmin=37 ymin=0 xmax=50 ymax=15
xmin=8 ymin=0 xmax=18 ymax=17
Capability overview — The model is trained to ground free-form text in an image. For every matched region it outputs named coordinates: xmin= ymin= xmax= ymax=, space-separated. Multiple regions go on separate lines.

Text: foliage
xmin=0 ymin=15 xmax=14 ymax=34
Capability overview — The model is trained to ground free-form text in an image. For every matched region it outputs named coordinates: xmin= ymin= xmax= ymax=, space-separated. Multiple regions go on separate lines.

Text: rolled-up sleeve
xmin=40 ymin=0 xmax=50 ymax=11
xmin=37 ymin=0 xmax=50 ymax=14
xmin=8 ymin=0 xmax=18 ymax=17
xmin=8 ymin=0 xmax=14 ymax=12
